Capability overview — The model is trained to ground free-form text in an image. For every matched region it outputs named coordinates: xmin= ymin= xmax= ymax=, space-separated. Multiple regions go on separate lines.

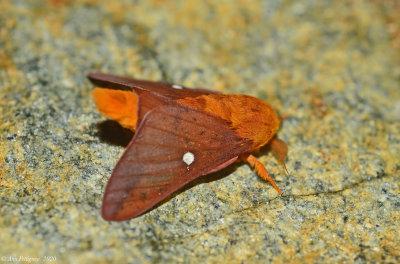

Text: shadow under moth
xmin=88 ymin=72 xmax=288 ymax=221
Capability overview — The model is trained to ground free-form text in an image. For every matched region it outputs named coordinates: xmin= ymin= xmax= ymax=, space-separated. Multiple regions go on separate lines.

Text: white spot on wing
xmin=172 ymin=84 xmax=183 ymax=89
xmin=182 ymin=152 xmax=194 ymax=166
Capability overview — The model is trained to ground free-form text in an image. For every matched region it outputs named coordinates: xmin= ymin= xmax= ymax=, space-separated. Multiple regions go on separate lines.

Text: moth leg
xmin=246 ymin=154 xmax=283 ymax=195
xmin=269 ymin=137 xmax=289 ymax=175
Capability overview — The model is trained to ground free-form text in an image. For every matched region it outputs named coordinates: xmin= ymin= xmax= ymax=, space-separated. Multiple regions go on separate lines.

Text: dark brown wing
xmin=87 ymin=72 xmax=217 ymax=99
xmin=101 ymin=101 xmax=252 ymax=221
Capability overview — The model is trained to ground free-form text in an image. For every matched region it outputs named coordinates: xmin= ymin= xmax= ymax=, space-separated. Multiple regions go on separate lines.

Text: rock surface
xmin=0 ymin=0 xmax=399 ymax=263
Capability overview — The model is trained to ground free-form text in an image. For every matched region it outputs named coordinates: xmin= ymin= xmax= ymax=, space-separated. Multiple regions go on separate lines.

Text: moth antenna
xmin=246 ymin=154 xmax=283 ymax=195
xmin=278 ymin=114 xmax=289 ymax=130
xmin=279 ymin=114 xmax=289 ymax=120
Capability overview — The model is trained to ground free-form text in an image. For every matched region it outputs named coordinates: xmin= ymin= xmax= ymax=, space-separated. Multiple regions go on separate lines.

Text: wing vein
xmin=126 ymin=154 xmax=183 ymax=164
xmin=106 ymin=183 xmax=171 ymax=194
xmin=145 ymin=124 xmax=211 ymax=147
xmin=112 ymin=166 xmax=183 ymax=178
xmin=155 ymin=107 xmax=231 ymax=131
xmin=133 ymin=141 xmax=221 ymax=150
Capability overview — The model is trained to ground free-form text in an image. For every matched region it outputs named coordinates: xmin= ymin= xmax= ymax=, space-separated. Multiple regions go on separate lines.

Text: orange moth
xmin=88 ymin=72 xmax=288 ymax=221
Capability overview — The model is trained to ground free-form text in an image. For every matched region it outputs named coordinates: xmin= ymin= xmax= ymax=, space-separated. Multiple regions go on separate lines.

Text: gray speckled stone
xmin=1 ymin=0 xmax=399 ymax=263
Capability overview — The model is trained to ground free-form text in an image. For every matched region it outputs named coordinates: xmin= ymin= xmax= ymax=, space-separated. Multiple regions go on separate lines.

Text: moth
xmin=88 ymin=72 xmax=288 ymax=221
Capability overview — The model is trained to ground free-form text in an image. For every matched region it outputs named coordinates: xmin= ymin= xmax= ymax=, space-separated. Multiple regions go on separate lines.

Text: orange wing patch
xmin=92 ymin=88 xmax=138 ymax=131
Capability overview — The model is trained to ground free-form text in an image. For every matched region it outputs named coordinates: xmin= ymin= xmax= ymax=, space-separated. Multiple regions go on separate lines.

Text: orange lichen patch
xmin=310 ymin=89 xmax=328 ymax=117
xmin=48 ymin=0 xmax=99 ymax=7
xmin=373 ymin=0 xmax=400 ymax=49
xmin=0 ymin=51 xmax=14 ymax=70
xmin=48 ymin=0 xmax=74 ymax=6
xmin=179 ymin=94 xmax=280 ymax=150
xmin=0 ymin=147 xmax=10 ymax=186
xmin=92 ymin=88 xmax=138 ymax=131
xmin=0 ymin=179 xmax=13 ymax=188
